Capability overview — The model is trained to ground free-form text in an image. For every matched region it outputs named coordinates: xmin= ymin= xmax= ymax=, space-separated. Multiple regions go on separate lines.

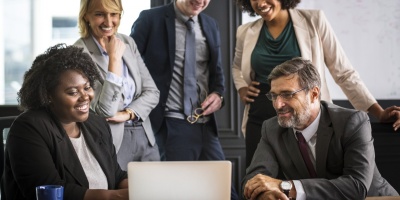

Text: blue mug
xmin=36 ymin=185 xmax=64 ymax=200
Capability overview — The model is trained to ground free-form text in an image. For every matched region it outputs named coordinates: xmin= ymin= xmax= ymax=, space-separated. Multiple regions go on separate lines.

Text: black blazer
xmin=1 ymin=109 xmax=127 ymax=200
xmin=130 ymin=3 xmax=224 ymax=133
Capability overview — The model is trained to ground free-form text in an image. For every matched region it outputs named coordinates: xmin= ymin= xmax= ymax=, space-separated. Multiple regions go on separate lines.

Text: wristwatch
xmin=280 ymin=180 xmax=292 ymax=197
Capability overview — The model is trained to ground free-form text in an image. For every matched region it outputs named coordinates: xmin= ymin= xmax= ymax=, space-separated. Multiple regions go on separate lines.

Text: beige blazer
xmin=74 ymin=33 xmax=160 ymax=151
xmin=232 ymin=9 xmax=376 ymax=136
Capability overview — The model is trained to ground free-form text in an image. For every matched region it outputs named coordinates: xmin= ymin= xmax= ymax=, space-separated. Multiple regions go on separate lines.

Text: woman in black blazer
xmin=1 ymin=44 xmax=128 ymax=200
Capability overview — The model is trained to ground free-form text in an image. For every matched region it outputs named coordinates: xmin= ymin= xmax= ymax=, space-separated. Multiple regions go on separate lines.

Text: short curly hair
xmin=237 ymin=0 xmax=301 ymax=17
xmin=18 ymin=43 xmax=100 ymax=111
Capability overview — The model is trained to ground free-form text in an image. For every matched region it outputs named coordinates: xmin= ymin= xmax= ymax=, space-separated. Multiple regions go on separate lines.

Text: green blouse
xmin=251 ymin=19 xmax=301 ymax=84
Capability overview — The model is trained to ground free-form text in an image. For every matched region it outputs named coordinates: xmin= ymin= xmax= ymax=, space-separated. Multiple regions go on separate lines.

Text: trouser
xmin=117 ymin=122 xmax=160 ymax=170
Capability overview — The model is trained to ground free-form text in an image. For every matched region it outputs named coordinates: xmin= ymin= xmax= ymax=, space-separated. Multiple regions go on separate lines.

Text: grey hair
xmin=268 ymin=57 xmax=321 ymax=97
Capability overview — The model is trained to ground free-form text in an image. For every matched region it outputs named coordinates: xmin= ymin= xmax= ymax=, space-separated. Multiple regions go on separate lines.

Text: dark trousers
xmin=155 ymin=117 xmax=239 ymax=200
xmin=246 ymin=83 xmax=276 ymax=167
xmin=156 ymin=117 xmax=224 ymax=161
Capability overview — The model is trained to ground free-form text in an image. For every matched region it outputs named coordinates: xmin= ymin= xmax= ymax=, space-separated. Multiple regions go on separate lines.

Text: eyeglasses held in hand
xmin=265 ymin=87 xmax=307 ymax=101
xmin=187 ymin=107 xmax=205 ymax=124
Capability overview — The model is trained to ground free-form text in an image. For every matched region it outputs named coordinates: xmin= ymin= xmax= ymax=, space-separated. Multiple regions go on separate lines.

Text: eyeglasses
xmin=186 ymin=92 xmax=208 ymax=124
xmin=187 ymin=107 xmax=205 ymax=124
xmin=265 ymin=87 xmax=307 ymax=101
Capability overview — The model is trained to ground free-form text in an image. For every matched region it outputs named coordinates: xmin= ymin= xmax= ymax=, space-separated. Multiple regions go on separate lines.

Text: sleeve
xmin=241 ymin=120 xmax=281 ymax=198
xmin=208 ymin=18 xmax=225 ymax=97
xmin=73 ymin=39 xmax=123 ymax=118
xmin=123 ymin=36 xmax=159 ymax=122
xmin=317 ymin=10 xmax=376 ymax=111
xmin=130 ymin=10 xmax=150 ymax=56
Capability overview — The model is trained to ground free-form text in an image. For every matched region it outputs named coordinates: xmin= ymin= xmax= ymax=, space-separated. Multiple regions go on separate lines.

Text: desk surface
xmin=366 ymin=197 xmax=400 ymax=200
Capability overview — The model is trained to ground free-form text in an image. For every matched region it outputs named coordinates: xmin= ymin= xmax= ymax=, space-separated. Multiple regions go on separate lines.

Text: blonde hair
xmin=78 ymin=0 xmax=123 ymax=38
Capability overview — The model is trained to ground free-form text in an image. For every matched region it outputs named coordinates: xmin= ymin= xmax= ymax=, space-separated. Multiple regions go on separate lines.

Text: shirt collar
xmin=294 ymin=108 xmax=321 ymax=142
xmin=91 ymin=34 xmax=107 ymax=56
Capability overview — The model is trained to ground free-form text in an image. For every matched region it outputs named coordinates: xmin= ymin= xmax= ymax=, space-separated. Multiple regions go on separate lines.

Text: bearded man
xmin=242 ymin=57 xmax=398 ymax=200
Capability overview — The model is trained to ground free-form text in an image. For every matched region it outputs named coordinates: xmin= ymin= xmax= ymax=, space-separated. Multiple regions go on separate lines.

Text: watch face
xmin=281 ymin=181 xmax=292 ymax=190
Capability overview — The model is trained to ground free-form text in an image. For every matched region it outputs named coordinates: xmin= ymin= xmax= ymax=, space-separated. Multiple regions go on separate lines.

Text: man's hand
xmin=244 ymin=174 xmax=282 ymax=200
xmin=201 ymin=92 xmax=223 ymax=115
xmin=256 ymin=190 xmax=289 ymax=200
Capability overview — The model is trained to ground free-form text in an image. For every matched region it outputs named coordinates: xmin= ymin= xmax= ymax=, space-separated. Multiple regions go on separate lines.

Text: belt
xmin=124 ymin=121 xmax=142 ymax=127
xmin=165 ymin=110 xmax=210 ymax=124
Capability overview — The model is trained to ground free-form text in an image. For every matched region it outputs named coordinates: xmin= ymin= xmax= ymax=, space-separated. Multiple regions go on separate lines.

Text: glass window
xmin=0 ymin=0 xmax=151 ymax=105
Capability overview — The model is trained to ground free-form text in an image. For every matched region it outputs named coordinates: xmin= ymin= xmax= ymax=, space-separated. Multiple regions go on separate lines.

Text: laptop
xmin=127 ymin=161 xmax=232 ymax=200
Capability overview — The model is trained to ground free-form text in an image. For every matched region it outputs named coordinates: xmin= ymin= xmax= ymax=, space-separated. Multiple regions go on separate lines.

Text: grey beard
xmin=277 ymin=101 xmax=311 ymax=129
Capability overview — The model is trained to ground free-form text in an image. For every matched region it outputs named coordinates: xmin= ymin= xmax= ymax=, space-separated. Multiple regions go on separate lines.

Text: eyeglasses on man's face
xmin=266 ymin=87 xmax=307 ymax=101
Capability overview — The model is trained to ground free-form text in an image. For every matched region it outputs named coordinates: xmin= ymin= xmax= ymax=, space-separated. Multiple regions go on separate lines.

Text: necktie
xmin=183 ymin=18 xmax=198 ymax=117
xmin=296 ymin=131 xmax=317 ymax=178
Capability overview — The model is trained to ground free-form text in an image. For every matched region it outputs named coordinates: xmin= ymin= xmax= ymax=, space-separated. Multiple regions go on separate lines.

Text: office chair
xmin=0 ymin=116 xmax=17 ymax=180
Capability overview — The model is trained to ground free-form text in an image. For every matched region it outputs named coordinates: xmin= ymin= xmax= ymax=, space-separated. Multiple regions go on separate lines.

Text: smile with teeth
xmin=76 ymin=104 xmax=88 ymax=111
xmin=101 ymin=26 xmax=112 ymax=31
xmin=258 ymin=7 xmax=271 ymax=13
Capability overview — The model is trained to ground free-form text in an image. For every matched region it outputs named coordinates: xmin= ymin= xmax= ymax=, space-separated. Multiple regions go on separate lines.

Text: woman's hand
xmin=106 ymin=111 xmax=132 ymax=124
xmin=100 ymin=35 xmax=126 ymax=76
xmin=379 ymin=105 xmax=400 ymax=131
xmin=368 ymin=103 xmax=400 ymax=131
xmin=239 ymin=81 xmax=261 ymax=104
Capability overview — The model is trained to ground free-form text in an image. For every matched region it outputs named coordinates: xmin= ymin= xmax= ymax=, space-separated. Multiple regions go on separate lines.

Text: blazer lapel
xmin=290 ymin=9 xmax=312 ymax=59
xmin=82 ymin=37 xmax=109 ymax=76
xmin=165 ymin=4 xmax=176 ymax=71
xmin=284 ymin=129 xmax=311 ymax=178
xmin=242 ymin=19 xmax=264 ymax=81
xmin=80 ymin=124 xmax=113 ymax=188
xmin=315 ymin=105 xmax=333 ymax=178
xmin=58 ymin=129 xmax=89 ymax=187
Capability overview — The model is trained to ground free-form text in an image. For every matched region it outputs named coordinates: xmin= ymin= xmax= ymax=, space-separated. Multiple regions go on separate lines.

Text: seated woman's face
xmin=49 ymin=70 xmax=94 ymax=124
xmin=84 ymin=0 xmax=121 ymax=42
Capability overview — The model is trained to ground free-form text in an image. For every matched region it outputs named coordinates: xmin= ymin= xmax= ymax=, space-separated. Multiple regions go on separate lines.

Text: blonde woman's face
xmin=84 ymin=0 xmax=120 ymax=41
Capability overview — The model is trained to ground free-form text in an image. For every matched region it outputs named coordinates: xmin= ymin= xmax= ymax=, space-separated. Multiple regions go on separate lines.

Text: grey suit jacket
xmin=242 ymin=101 xmax=398 ymax=200
xmin=74 ymin=34 xmax=160 ymax=151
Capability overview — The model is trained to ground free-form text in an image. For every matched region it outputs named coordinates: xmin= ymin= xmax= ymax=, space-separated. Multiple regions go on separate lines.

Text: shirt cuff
xmin=293 ymin=180 xmax=306 ymax=200
xmin=106 ymin=71 xmax=123 ymax=87
xmin=132 ymin=110 xmax=141 ymax=122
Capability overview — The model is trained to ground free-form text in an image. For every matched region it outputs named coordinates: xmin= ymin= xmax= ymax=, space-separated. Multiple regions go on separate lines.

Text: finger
xmin=245 ymin=96 xmax=255 ymax=103
xmin=202 ymin=99 xmax=219 ymax=115
xmin=250 ymin=81 xmax=260 ymax=86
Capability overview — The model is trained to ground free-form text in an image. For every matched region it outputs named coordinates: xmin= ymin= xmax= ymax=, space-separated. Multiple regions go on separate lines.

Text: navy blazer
xmin=130 ymin=3 xmax=224 ymax=133
xmin=1 ymin=109 xmax=127 ymax=200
